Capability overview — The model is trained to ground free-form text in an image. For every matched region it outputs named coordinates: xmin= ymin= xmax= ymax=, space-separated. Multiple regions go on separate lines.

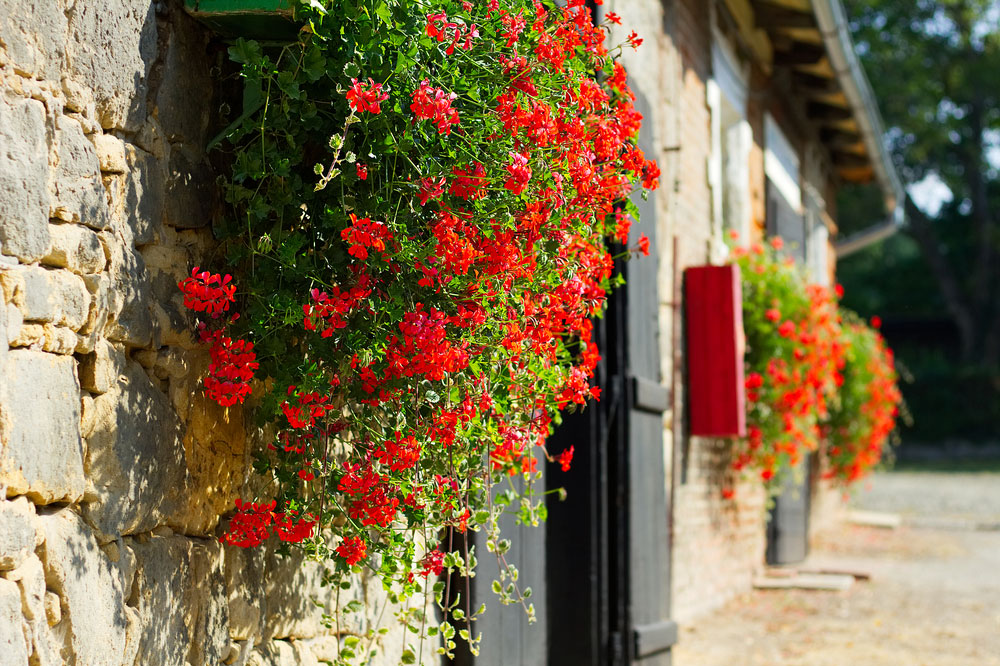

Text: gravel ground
xmin=673 ymin=471 xmax=1000 ymax=666
xmin=849 ymin=470 xmax=1000 ymax=527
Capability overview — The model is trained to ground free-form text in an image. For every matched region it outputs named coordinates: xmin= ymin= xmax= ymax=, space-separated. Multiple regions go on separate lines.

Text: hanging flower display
xmin=181 ymin=0 xmax=657 ymax=661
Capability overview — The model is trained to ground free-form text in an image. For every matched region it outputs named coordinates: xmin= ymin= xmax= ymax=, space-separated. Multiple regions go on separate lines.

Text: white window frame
xmin=709 ymin=31 xmax=753 ymax=257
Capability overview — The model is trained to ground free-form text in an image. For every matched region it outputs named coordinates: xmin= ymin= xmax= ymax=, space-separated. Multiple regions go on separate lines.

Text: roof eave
xmin=809 ymin=0 xmax=907 ymax=253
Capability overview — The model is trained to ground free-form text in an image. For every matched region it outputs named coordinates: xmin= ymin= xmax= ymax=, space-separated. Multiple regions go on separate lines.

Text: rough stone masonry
xmin=0 ymin=2 xmax=416 ymax=664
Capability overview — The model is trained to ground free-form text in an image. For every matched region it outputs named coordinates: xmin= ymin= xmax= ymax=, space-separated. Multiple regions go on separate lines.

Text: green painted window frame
xmin=183 ymin=0 xmax=299 ymax=40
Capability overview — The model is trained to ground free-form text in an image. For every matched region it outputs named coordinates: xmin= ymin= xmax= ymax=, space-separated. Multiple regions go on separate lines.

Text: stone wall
xmin=0 ymin=2 xmax=415 ymax=664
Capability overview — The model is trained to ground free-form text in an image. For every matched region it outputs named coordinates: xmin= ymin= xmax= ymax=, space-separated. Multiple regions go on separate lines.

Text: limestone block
xmin=42 ymin=223 xmax=106 ymax=274
xmin=123 ymin=146 xmax=166 ymax=246
xmin=248 ymin=640 xmax=315 ymax=666
xmin=80 ymin=361 xmax=189 ymax=539
xmin=161 ymin=368 xmax=247 ymax=536
xmin=144 ymin=243 xmax=198 ymax=348
xmin=5 ymin=303 xmax=22 ymax=345
xmin=262 ymin=549 xmax=365 ymax=641
xmin=298 ymin=636 xmax=342 ymax=663
xmin=38 ymin=324 xmax=78 ymax=355
xmin=0 ymin=96 xmax=50 ymax=262
xmin=77 ymin=338 xmax=125 ymax=394
xmin=65 ymin=0 xmax=157 ymax=132
xmin=3 ymin=551 xmax=60 ymax=664
xmin=13 ymin=266 xmax=90 ymax=330
xmin=155 ymin=11 xmax=213 ymax=145
xmin=78 ymin=271 xmax=110 ymax=339
xmin=163 ymin=146 xmax=216 ymax=230
xmin=224 ymin=544 xmax=266 ymax=641
xmin=92 ymin=133 xmax=127 ymax=173
xmin=0 ymin=0 xmax=68 ymax=80
xmin=130 ymin=536 xmax=230 ymax=666
xmin=44 ymin=591 xmax=60 ymax=626
xmin=0 ymin=497 xmax=36 ymax=570
xmin=0 ymin=577 xmax=30 ymax=665
xmin=8 ymin=323 xmax=43 ymax=349
xmin=0 ymin=350 xmax=85 ymax=504
xmin=104 ymin=239 xmax=153 ymax=348
xmin=37 ymin=508 xmax=131 ymax=665
xmin=51 ymin=115 xmax=111 ymax=231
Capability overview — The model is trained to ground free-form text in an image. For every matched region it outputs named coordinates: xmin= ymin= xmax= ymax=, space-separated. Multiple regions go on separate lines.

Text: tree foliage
xmin=845 ymin=0 xmax=1000 ymax=365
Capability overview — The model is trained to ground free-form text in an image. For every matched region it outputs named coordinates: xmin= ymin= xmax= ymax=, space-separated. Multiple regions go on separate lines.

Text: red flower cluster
xmin=504 ymin=151 xmax=532 ymax=195
xmin=178 ymin=267 xmax=235 ymax=318
xmin=410 ymin=80 xmax=461 ymax=135
xmin=426 ymin=12 xmax=479 ymax=53
xmin=555 ymin=445 xmax=574 ymax=472
xmin=336 ymin=536 xmax=368 ymax=565
xmin=302 ymin=280 xmax=372 ymax=336
xmin=198 ymin=326 xmax=258 ymax=407
xmin=221 ymin=499 xmax=275 ymax=547
xmin=341 ymin=213 xmax=392 ymax=260
xmin=825 ymin=320 xmax=902 ymax=484
xmin=346 ymin=78 xmax=389 ymax=114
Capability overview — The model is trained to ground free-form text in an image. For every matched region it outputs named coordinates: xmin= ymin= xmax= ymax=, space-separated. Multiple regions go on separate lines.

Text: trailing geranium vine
xmin=725 ymin=234 xmax=903 ymax=497
xmin=728 ymin=235 xmax=847 ymax=490
xmin=823 ymin=314 xmax=903 ymax=484
xmin=182 ymin=0 xmax=656 ymax=662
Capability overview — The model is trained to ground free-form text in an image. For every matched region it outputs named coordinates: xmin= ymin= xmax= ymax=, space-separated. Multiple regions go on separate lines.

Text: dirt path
xmin=673 ymin=472 xmax=1000 ymax=666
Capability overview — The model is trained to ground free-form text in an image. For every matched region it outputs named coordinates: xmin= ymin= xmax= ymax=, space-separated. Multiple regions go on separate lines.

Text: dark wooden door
xmin=544 ymin=88 xmax=675 ymax=666
xmin=454 ymin=59 xmax=674 ymax=666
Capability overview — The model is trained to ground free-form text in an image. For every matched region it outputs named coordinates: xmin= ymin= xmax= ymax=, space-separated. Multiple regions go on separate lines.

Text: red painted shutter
xmin=684 ymin=265 xmax=746 ymax=437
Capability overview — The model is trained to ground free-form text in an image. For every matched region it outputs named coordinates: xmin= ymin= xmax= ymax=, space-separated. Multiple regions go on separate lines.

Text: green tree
xmin=845 ymin=0 xmax=1000 ymax=365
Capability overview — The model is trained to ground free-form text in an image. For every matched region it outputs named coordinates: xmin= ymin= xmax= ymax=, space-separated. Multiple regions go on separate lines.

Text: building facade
xmin=0 ymin=0 xmax=900 ymax=664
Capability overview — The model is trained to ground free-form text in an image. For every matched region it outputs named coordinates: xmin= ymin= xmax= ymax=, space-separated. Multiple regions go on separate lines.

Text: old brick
xmin=42 ymin=223 xmax=106 ymax=274
xmin=3 ymin=552 xmax=61 ymax=665
xmin=0 ymin=96 xmax=50 ymax=262
xmin=78 ymin=271 xmax=110 ymax=340
xmin=163 ymin=146 xmax=216 ymax=230
xmin=155 ymin=11 xmax=213 ymax=145
xmin=41 ymin=324 xmax=78 ymax=355
xmin=8 ymin=323 xmax=43 ymax=349
xmin=123 ymin=146 xmax=166 ymax=245
xmin=5 ymin=303 xmax=21 ymax=345
xmin=0 ymin=0 xmax=68 ymax=80
xmin=130 ymin=536 xmax=230 ymax=666
xmin=0 ymin=350 xmax=85 ymax=504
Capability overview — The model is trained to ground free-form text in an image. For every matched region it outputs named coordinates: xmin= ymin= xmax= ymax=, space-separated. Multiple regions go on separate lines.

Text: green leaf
xmin=228 ymin=38 xmax=262 ymax=65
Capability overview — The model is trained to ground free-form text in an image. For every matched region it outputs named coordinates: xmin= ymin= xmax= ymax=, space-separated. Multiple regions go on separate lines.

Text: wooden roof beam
xmin=791 ymin=71 xmax=840 ymax=97
xmin=772 ymin=42 xmax=826 ymax=66
xmin=753 ymin=2 xmax=817 ymax=30
xmin=820 ymin=128 xmax=864 ymax=150
xmin=807 ymin=102 xmax=853 ymax=123
xmin=831 ymin=151 xmax=871 ymax=169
